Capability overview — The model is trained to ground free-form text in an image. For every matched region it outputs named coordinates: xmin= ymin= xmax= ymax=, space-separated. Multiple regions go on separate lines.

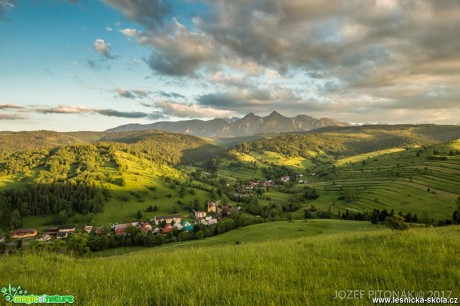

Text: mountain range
xmin=107 ymin=111 xmax=350 ymax=138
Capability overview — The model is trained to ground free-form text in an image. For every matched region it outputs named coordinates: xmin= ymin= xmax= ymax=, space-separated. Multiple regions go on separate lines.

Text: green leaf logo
xmin=2 ymin=284 xmax=28 ymax=302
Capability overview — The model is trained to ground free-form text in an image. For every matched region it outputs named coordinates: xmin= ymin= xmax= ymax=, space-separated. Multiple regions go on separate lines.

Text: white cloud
xmin=157 ymin=101 xmax=235 ymax=119
xmin=119 ymin=28 xmax=138 ymax=37
xmin=93 ymin=39 xmax=114 ymax=59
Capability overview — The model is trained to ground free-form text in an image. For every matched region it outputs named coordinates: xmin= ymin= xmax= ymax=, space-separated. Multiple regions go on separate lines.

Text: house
xmin=139 ymin=222 xmax=152 ymax=233
xmin=203 ymin=217 xmax=218 ymax=225
xmin=10 ymin=228 xmax=37 ymax=239
xmin=220 ymin=205 xmax=235 ymax=217
xmin=58 ymin=225 xmax=75 ymax=233
xmin=114 ymin=223 xmax=129 ymax=235
xmin=56 ymin=232 xmax=68 ymax=239
xmin=183 ymin=221 xmax=194 ymax=232
xmin=263 ymin=180 xmax=274 ymax=187
xmin=280 ymin=176 xmax=290 ymax=183
xmin=95 ymin=227 xmax=105 ymax=236
xmin=36 ymin=234 xmax=52 ymax=242
xmin=195 ymin=211 xmax=206 ymax=219
xmin=161 ymin=225 xmax=173 ymax=234
xmin=45 ymin=228 xmax=59 ymax=236
xmin=203 ymin=216 xmax=218 ymax=225
xmin=207 ymin=201 xmax=219 ymax=213
xmin=154 ymin=215 xmax=182 ymax=225
xmin=173 ymin=222 xmax=184 ymax=231
xmin=83 ymin=226 xmax=93 ymax=234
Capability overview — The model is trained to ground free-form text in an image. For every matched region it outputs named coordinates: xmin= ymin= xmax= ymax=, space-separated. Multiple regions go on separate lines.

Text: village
xmin=234 ymin=175 xmax=307 ymax=197
xmin=0 ymin=173 xmax=311 ymax=249
xmin=0 ymin=201 xmax=236 ymax=246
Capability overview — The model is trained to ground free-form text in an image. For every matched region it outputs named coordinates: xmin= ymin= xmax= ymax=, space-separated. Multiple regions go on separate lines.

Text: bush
xmin=384 ymin=215 xmax=409 ymax=232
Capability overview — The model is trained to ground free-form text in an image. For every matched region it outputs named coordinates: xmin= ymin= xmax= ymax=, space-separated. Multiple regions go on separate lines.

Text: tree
xmin=304 ymin=209 xmax=312 ymax=219
xmin=56 ymin=210 xmax=69 ymax=225
xmin=452 ymin=210 xmax=458 ymax=225
xmin=221 ymin=194 xmax=230 ymax=205
xmin=9 ymin=209 xmax=22 ymax=229
xmin=384 ymin=215 xmax=409 ymax=232
xmin=136 ymin=210 xmax=143 ymax=220
xmin=87 ymin=235 xmax=109 ymax=251
xmin=344 ymin=189 xmax=357 ymax=203
xmin=453 ymin=197 xmax=460 ymax=225
xmin=66 ymin=233 xmax=90 ymax=255
xmin=155 ymin=234 xmax=164 ymax=246
xmin=179 ymin=186 xmax=186 ymax=198
xmin=370 ymin=210 xmax=380 ymax=224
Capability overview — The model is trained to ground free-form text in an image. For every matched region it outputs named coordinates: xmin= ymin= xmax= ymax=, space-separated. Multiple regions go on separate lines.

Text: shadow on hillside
xmin=180 ymin=144 xmax=226 ymax=165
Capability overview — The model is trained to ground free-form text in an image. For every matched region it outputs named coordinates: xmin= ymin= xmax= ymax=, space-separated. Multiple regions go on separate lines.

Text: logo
xmin=1 ymin=285 xmax=74 ymax=304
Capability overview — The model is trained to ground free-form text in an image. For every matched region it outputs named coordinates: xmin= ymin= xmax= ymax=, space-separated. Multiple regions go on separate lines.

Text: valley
xmin=0 ymin=124 xmax=458 ymax=234
xmin=0 ymin=123 xmax=459 ymax=305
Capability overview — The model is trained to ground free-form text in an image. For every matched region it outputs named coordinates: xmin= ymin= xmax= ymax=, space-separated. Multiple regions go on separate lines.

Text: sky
xmin=1 ymin=0 xmax=460 ymax=131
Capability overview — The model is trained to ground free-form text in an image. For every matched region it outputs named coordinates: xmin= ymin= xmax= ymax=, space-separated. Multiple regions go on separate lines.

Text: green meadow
xmin=1 ymin=221 xmax=458 ymax=305
xmin=218 ymin=140 xmax=460 ymax=221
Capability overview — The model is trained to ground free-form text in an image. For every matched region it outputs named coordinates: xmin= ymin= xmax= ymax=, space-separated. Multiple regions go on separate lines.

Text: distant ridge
xmin=106 ymin=111 xmax=350 ymax=138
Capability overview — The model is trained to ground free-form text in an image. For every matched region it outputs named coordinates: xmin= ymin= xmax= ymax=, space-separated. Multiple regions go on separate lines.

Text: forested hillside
xmin=233 ymin=125 xmax=460 ymax=158
xmin=0 ymin=130 xmax=224 ymax=163
xmin=0 ymin=131 xmax=224 ymax=229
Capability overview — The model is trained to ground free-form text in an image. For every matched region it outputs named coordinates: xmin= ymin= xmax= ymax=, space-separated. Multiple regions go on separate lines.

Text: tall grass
xmin=1 ymin=225 xmax=459 ymax=305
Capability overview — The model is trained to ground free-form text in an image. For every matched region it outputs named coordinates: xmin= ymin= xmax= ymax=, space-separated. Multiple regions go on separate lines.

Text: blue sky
xmin=1 ymin=0 xmax=460 ymax=131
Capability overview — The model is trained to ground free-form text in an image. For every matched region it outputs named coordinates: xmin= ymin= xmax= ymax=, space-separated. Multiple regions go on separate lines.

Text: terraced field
xmin=217 ymin=140 xmax=459 ymax=220
xmin=309 ymin=141 xmax=460 ymax=219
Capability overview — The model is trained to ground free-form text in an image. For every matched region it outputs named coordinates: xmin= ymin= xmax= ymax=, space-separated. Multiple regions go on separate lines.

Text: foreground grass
xmin=1 ymin=224 xmax=459 ymax=305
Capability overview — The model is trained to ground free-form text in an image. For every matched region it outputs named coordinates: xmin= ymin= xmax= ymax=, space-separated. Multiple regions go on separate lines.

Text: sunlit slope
xmin=0 ymin=223 xmax=458 ymax=305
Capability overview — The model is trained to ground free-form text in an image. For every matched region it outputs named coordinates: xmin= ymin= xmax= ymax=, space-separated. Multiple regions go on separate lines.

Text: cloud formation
xmin=0 ymin=0 xmax=15 ymax=18
xmin=154 ymin=100 xmax=235 ymax=119
xmin=103 ymin=0 xmax=170 ymax=30
xmin=115 ymin=88 xmax=151 ymax=99
xmin=3 ymin=0 xmax=460 ymax=127
xmin=119 ymin=28 xmax=138 ymax=37
xmin=94 ymin=39 xmax=115 ymax=59
xmin=0 ymin=113 xmax=27 ymax=120
xmin=31 ymin=105 xmax=149 ymax=119
xmin=96 ymin=109 xmax=147 ymax=118
xmin=103 ymin=0 xmax=460 ymax=123
xmin=0 ymin=104 xmax=24 ymax=109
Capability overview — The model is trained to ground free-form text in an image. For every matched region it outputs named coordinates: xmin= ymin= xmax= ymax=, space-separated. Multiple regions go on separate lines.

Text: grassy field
xmin=94 ymin=220 xmax=380 ymax=256
xmin=217 ymin=140 xmax=460 ymax=221
xmin=307 ymin=141 xmax=460 ymax=219
xmin=1 ymin=222 xmax=458 ymax=305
